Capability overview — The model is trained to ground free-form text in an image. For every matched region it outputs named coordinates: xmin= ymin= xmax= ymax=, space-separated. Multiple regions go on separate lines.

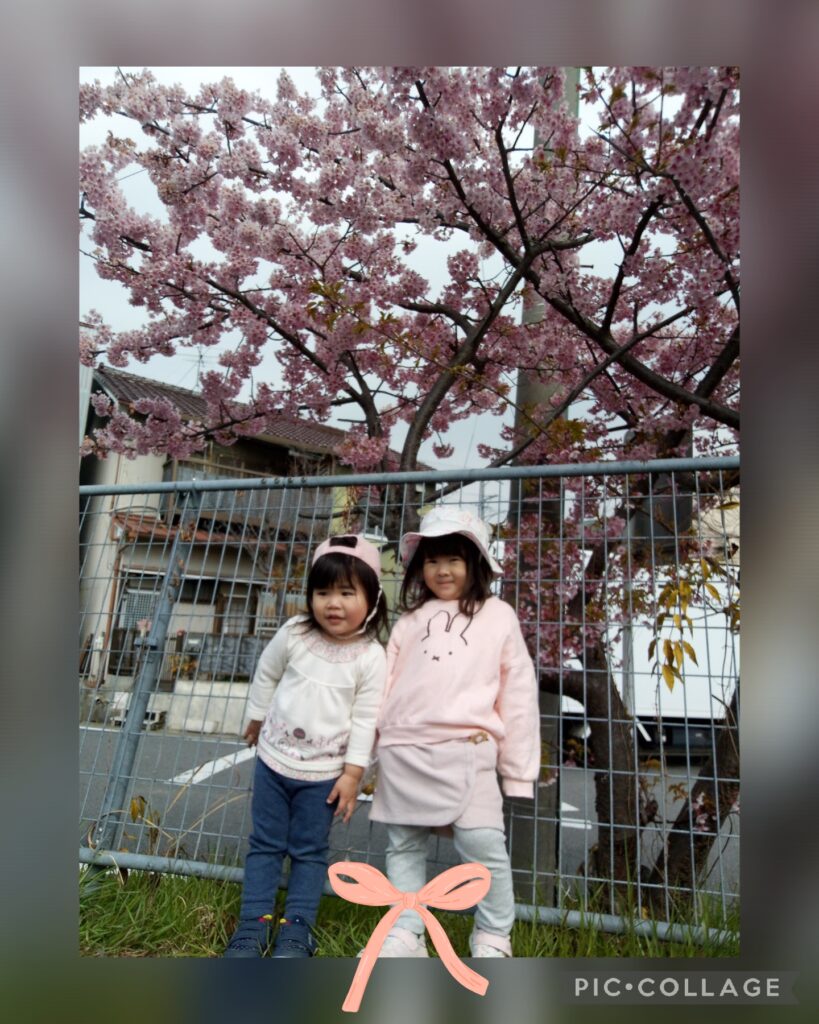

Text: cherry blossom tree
xmin=80 ymin=65 xmax=738 ymax=471
xmin=80 ymin=66 xmax=740 ymax=906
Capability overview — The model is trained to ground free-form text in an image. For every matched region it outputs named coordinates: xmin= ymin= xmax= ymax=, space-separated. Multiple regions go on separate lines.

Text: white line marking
xmin=167 ymin=746 xmax=256 ymax=786
xmin=559 ymin=800 xmax=593 ymax=829
xmin=163 ymin=752 xmax=598 ymax=833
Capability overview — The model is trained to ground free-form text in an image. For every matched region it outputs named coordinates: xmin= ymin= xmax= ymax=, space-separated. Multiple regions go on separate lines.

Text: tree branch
xmin=602 ymin=197 xmax=664 ymax=334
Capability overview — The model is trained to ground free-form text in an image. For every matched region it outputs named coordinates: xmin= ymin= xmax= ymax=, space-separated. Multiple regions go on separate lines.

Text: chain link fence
xmin=79 ymin=457 xmax=739 ymax=941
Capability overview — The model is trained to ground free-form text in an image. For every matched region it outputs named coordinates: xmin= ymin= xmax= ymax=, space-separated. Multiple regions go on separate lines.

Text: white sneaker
xmin=358 ymin=926 xmax=429 ymax=958
xmin=469 ymin=930 xmax=512 ymax=957
xmin=470 ymin=942 xmax=509 ymax=957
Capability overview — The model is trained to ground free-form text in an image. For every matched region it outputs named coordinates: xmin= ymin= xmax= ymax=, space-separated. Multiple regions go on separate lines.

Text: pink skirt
xmin=369 ymin=733 xmax=505 ymax=831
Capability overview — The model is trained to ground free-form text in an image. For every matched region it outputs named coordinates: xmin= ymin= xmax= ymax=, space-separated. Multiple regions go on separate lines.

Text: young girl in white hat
xmin=369 ymin=508 xmax=540 ymax=958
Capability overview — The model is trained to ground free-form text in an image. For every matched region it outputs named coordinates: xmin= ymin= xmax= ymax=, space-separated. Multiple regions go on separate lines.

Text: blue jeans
xmin=239 ymin=757 xmax=337 ymax=926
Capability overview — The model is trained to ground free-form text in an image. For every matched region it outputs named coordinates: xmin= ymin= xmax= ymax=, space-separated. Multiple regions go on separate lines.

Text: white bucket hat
xmin=399 ymin=507 xmax=502 ymax=575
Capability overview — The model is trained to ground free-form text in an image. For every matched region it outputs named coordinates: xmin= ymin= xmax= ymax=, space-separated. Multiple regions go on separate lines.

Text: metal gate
xmin=80 ymin=456 xmax=739 ymax=943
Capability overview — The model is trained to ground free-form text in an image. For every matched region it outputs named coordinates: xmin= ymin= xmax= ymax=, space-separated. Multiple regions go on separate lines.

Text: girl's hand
xmin=327 ymin=770 xmax=361 ymax=823
xmin=243 ymin=719 xmax=262 ymax=747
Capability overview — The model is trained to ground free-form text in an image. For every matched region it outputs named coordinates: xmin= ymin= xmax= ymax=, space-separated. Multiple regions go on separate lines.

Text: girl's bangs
xmin=418 ymin=533 xmax=475 ymax=560
xmin=309 ymin=553 xmax=358 ymax=590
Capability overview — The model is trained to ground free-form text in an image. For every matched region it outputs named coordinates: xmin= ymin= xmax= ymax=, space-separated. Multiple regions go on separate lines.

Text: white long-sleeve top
xmin=376 ymin=596 xmax=541 ymax=798
xmin=246 ymin=616 xmax=387 ymax=781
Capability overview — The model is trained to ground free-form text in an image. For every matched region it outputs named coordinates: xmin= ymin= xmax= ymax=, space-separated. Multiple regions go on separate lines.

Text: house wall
xmin=168 ymin=599 xmax=215 ymax=637
xmin=79 ymin=450 xmax=168 ymax=674
xmin=697 ymin=486 xmax=740 ymax=561
xmin=119 ymin=543 xmax=263 ymax=585
xmin=380 ymin=546 xmax=403 ymax=616
xmin=80 ymin=433 xmax=406 ymax=732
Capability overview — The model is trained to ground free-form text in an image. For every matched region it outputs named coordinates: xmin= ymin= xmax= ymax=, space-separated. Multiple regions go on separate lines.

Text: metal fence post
xmin=86 ymin=490 xmax=202 ymax=878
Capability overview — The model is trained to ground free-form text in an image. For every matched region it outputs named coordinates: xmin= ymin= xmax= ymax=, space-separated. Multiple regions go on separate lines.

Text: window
xmin=120 ymin=588 xmax=158 ymax=630
xmin=216 ymin=586 xmax=256 ymax=636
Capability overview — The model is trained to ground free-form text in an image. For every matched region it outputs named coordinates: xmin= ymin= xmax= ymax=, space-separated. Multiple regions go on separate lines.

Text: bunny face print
xmin=421 ymin=609 xmax=471 ymax=662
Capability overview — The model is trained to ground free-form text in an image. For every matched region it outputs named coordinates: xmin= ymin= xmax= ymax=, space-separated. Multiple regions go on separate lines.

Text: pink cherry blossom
xmin=80 ymin=67 xmax=738 ymax=471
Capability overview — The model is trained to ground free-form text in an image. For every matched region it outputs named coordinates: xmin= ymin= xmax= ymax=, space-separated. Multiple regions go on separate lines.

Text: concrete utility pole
xmin=505 ymin=68 xmax=580 ymax=909
xmin=512 ymin=66 xmax=580 ymax=452
xmin=509 ymin=67 xmax=580 ymax=517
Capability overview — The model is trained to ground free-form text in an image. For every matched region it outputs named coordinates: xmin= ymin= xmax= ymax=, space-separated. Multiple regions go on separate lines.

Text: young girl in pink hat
xmin=225 ymin=535 xmax=388 ymax=958
xmin=369 ymin=508 xmax=540 ymax=958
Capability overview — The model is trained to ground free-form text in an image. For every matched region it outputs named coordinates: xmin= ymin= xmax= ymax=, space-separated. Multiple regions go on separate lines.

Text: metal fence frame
xmin=79 ymin=456 xmax=740 ymax=945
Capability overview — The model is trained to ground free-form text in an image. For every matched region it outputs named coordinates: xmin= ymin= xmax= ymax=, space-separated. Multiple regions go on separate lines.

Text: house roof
xmin=94 ymin=365 xmax=350 ymax=457
xmin=92 ymin=365 xmax=429 ymax=468
xmin=111 ymin=510 xmax=313 ymax=551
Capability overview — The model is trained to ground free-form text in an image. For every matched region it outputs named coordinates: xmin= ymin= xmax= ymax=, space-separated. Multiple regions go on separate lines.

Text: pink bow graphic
xmin=328 ymin=861 xmax=491 ymax=1013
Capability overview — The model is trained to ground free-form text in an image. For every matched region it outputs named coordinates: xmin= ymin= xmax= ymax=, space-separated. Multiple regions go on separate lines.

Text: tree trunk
xmin=646 ymin=685 xmax=739 ymax=908
xmin=541 ymin=646 xmax=641 ymax=906
xmin=583 ymin=643 xmax=642 ymax=897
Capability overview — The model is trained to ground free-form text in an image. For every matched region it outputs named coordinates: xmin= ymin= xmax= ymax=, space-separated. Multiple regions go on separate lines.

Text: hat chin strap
xmin=351 ymin=585 xmax=383 ymax=636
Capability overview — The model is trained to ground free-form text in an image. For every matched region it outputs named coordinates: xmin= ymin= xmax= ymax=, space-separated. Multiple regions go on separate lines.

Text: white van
xmin=559 ymin=594 xmax=739 ymax=756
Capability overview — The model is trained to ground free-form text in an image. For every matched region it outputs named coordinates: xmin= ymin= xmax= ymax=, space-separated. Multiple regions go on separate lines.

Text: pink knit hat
xmin=312 ymin=534 xmax=382 ymax=579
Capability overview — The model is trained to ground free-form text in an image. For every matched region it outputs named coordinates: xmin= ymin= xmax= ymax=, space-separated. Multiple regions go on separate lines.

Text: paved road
xmin=80 ymin=725 xmax=739 ymax=906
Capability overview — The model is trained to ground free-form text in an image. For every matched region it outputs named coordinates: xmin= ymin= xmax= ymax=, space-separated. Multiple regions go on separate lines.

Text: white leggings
xmin=385 ymin=823 xmax=515 ymax=939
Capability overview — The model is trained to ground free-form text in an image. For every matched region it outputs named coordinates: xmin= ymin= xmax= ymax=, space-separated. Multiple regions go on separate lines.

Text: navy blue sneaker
xmin=271 ymin=916 xmax=317 ymax=958
xmin=223 ymin=915 xmax=276 ymax=958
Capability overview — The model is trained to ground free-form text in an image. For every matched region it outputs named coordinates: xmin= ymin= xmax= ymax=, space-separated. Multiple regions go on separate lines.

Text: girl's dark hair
xmin=400 ymin=532 xmax=493 ymax=617
xmin=300 ymin=540 xmax=389 ymax=641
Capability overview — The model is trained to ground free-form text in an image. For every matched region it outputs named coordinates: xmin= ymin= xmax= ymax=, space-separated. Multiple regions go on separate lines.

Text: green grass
xmin=79 ymin=869 xmax=739 ymax=958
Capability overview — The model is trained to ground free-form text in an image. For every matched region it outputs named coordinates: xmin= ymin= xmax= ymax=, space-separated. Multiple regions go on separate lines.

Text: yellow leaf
xmin=663 ymin=639 xmax=674 ymax=664
xmin=700 ymin=558 xmax=711 ymax=580
xmin=674 ymin=643 xmax=683 ymax=670
xmin=130 ymin=795 xmax=146 ymax=822
xmin=718 ymin=501 xmax=740 ymax=510
xmin=705 ymin=583 xmax=721 ymax=601
xmin=682 ymin=641 xmax=699 ymax=665
xmin=662 ymin=664 xmax=676 ymax=691
xmin=648 ymin=639 xmax=657 ymax=660
xmin=673 ymin=614 xmax=682 ymax=629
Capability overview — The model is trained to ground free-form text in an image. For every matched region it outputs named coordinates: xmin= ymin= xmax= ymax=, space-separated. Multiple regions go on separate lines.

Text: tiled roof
xmin=92 ymin=365 xmax=428 ymax=467
xmin=94 ymin=365 xmax=348 ymax=456
xmin=112 ymin=510 xmax=313 ymax=550
xmin=96 ymin=365 xmax=210 ymax=421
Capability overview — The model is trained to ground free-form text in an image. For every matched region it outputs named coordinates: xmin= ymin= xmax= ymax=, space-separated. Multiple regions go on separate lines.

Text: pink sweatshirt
xmin=376 ymin=596 xmax=541 ymax=798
